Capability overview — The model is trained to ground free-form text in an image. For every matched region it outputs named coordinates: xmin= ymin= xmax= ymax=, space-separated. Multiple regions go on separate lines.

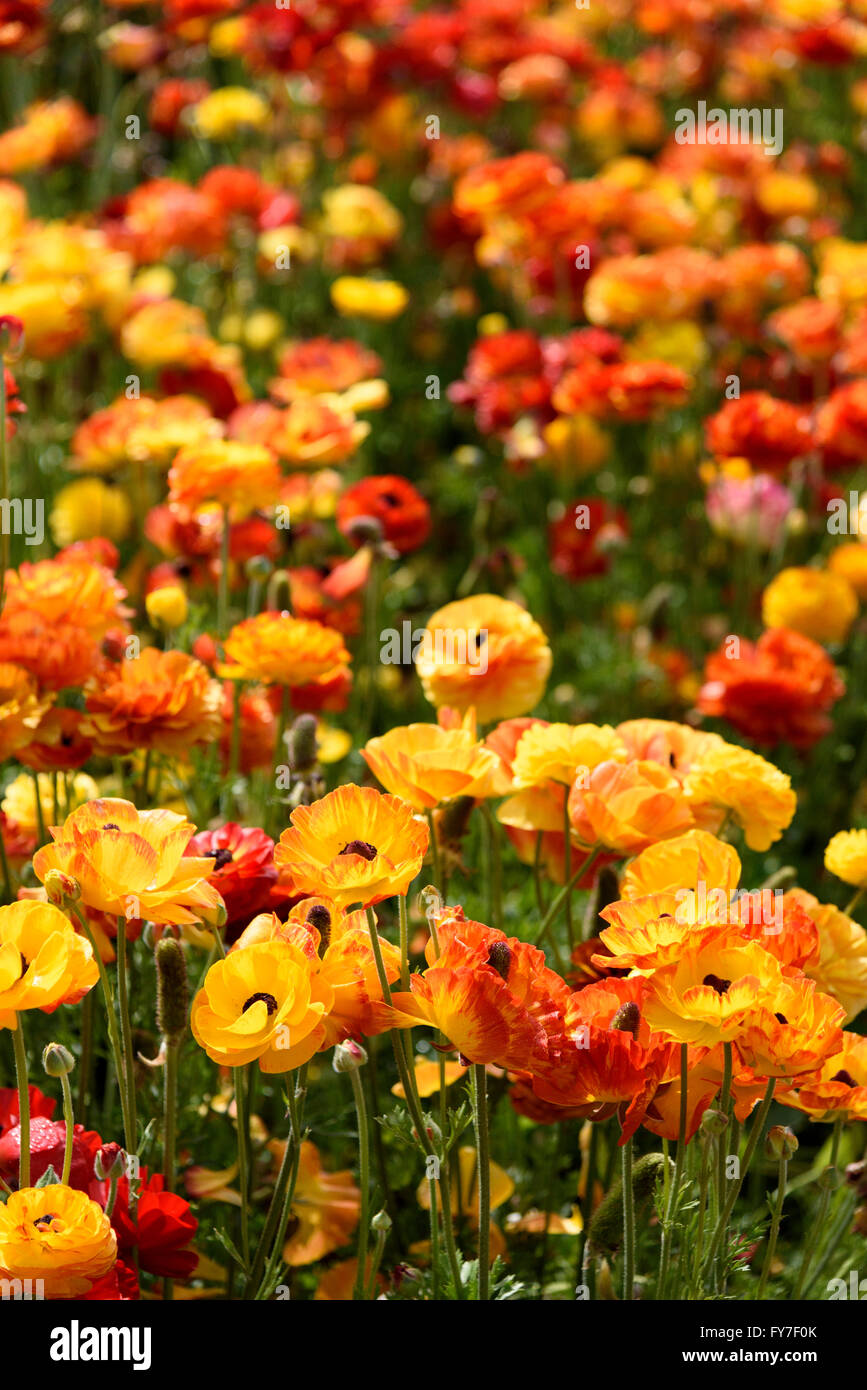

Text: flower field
xmin=2 ymin=0 xmax=867 ymax=1320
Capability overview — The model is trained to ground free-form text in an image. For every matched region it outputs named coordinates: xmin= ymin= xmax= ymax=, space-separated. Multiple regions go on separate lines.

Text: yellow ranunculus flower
xmin=49 ymin=477 xmax=133 ymax=547
xmin=193 ymin=87 xmax=269 ymax=141
xmin=1 ymin=770 xmax=99 ymax=837
xmin=191 ymin=939 xmax=334 ymax=1072
xmin=330 ymin=277 xmax=409 ymax=321
xmin=761 ymin=566 xmax=858 ymax=645
xmin=512 ymin=722 xmax=627 ymax=788
xmin=829 ymin=543 xmax=867 ymax=600
xmin=0 ymin=1185 xmax=116 ymax=1298
xmin=684 ymin=745 xmax=796 ymax=852
xmin=825 ymin=828 xmax=867 ymax=887
xmin=362 ymin=719 xmax=499 ymax=810
xmin=0 ymin=900 xmax=98 ymax=1027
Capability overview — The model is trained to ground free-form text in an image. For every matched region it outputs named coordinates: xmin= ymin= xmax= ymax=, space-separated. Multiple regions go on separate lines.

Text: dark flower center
xmin=610 ymin=1001 xmax=641 ymax=1038
xmin=775 ymin=1012 xmax=788 ymax=1025
xmin=101 ymin=822 xmax=120 ymax=831
xmin=472 ymin=631 xmax=487 ymax=650
xmin=703 ymin=973 xmax=732 ymax=995
xmin=241 ymin=992 xmax=279 ymax=1016
xmin=206 ymin=848 xmax=234 ymax=871
xmin=486 ymin=942 xmax=511 ymax=981
xmin=33 ymin=1214 xmax=60 ymax=1231
xmin=340 ymin=840 xmax=377 ymax=861
xmin=832 ymin=1069 xmax=858 ymax=1087
xmin=380 ymin=492 xmax=401 ymax=507
xmin=306 ymin=903 xmax=332 ymax=957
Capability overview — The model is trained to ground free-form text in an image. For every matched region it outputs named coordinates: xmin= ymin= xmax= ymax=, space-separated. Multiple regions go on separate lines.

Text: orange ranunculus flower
xmin=0 ymin=1185 xmax=117 ymax=1299
xmin=416 ymin=594 xmax=552 ymax=724
xmin=33 ymin=799 xmax=225 ymax=927
xmin=595 ymin=893 xmax=708 ymax=971
xmin=192 ymin=938 xmax=334 ymax=1072
xmin=642 ymin=928 xmax=788 ymax=1048
xmin=552 ymin=360 xmax=691 ymax=422
xmin=275 ymin=785 xmax=428 ymax=910
xmin=511 ymin=721 xmax=627 ymax=788
xmin=733 ymin=975 xmax=845 ymax=1079
xmin=0 ymin=663 xmax=51 ymax=760
xmin=1 ymin=554 xmax=130 ymax=638
xmin=785 ymin=888 xmax=867 ymax=1022
xmin=262 ymin=395 xmax=370 ymax=467
xmin=777 ymin=1032 xmax=867 ymax=1123
xmin=529 ymin=977 xmax=679 ymax=1142
xmin=361 ymin=716 xmax=499 ymax=811
xmin=386 ymin=906 xmax=568 ymax=1072
xmin=567 ymin=758 xmax=694 ymax=855
xmin=0 ymin=900 xmax=97 ymax=1028
xmin=0 ymin=609 xmax=105 ymax=695
xmin=218 ymin=612 xmax=350 ymax=687
xmin=615 ymin=719 xmax=725 ymax=781
xmin=270 ymin=336 xmax=383 ymax=399
xmin=620 ymin=828 xmax=742 ymax=901
xmin=17 ymin=707 xmax=93 ymax=773
xmin=168 ymin=438 xmax=281 ymax=516
xmin=81 ymin=647 xmax=223 ymax=756
xmin=233 ymin=898 xmax=401 ymax=1046
xmin=269 ymin=1140 xmax=360 ymax=1267
xmin=70 ymin=393 xmax=224 ymax=474
xmin=454 ymin=152 xmax=565 ymax=226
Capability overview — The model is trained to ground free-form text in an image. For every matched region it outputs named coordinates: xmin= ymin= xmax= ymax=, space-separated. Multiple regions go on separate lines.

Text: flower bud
xmin=245 ymin=554 xmax=273 ymax=582
xmin=765 ymin=1125 xmax=798 ymax=1161
xmin=818 ymin=1164 xmax=845 ymax=1192
xmin=609 ymin=1002 xmax=640 ymax=1039
xmin=371 ymin=1209 xmax=392 ymax=1233
xmin=288 ymin=714 xmax=318 ymax=773
xmin=699 ymin=1108 xmax=729 ymax=1139
xmin=333 ymin=1040 xmax=368 ymax=1073
xmin=155 ymin=937 xmax=188 ymax=1044
xmin=93 ymin=1142 xmax=126 ymax=1181
xmin=343 ymin=514 xmax=383 ymax=547
xmin=42 ymin=1043 xmax=75 ymax=1077
xmin=146 ymin=585 xmax=188 ymax=631
xmin=43 ymin=868 xmax=81 ymax=905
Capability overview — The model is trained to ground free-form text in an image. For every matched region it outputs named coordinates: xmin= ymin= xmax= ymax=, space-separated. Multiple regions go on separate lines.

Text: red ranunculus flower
xmin=549 ymin=499 xmax=629 ymax=581
xmin=186 ymin=821 xmax=278 ymax=939
xmin=337 ymin=474 xmax=431 ymax=554
xmin=0 ymin=1118 xmax=101 ymax=1188
xmin=0 ymin=1084 xmax=55 ymax=1134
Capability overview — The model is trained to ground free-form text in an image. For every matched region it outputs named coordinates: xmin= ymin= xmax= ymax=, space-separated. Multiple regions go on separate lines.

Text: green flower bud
xmin=588 ymin=1152 xmax=673 ymax=1255
xmin=765 ymin=1125 xmax=798 ymax=1161
xmin=155 ymin=937 xmax=188 ymax=1044
xmin=42 ymin=1043 xmax=75 ymax=1077
xmin=699 ymin=1108 xmax=729 ymax=1139
xmin=371 ymin=1209 xmax=392 ymax=1233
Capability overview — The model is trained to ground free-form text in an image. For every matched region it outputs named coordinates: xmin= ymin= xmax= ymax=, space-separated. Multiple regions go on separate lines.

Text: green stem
xmin=350 ymin=1065 xmax=371 ymax=1300
xmin=756 ymin=1152 xmax=789 ymax=1300
xmin=257 ymin=1065 xmax=309 ymax=1299
xmin=472 ymin=1062 xmax=491 ymax=1300
xmin=397 ymin=892 xmax=410 ymax=990
xmin=481 ymin=802 xmax=503 ymax=933
xmin=658 ymin=1043 xmax=689 ymax=1298
xmin=621 ymin=1130 xmax=635 ymax=1302
xmin=575 ymin=1121 xmax=599 ymax=1295
xmin=234 ymin=1065 xmax=252 ymax=1269
xmin=69 ymin=904 xmax=134 ymax=1152
xmin=12 ymin=1018 xmax=29 ymax=1187
xmin=218 ymin=504 xmax=231 ymax=635
xmin=115 ymin=917 xmax=137 ymax=1153
xmin=59 ymin=1068 xmax=74 ymax=1187
xmin=792 ymin=1116 xmax=842 ymax=1299
xmin=163 ymin=1041 xmax=179 ymax=1192
xmin=562 ymin=797 xmax=574 ymax=949
xmin=705 ymin=1076 xmax=776 ymax=1283
xmin=534 ymin=846 xmax=602 ymax=949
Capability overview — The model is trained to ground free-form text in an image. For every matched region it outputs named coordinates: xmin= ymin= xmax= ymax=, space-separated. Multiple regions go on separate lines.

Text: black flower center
xmin=832 ymin=1069 xmax=858 ymax=1087
xmin=242 ymin=992 xmax=279 ymax=1016
xmin=206 ymin=848 xmax=234 ymax=871
xmin=610 ymin=1001 xmax=641 ymax=1038
xmin=486 ymin=942 xmax=511 ymax=982
xmin=775 ymin=1012 xmax=788 ymax=1025
xmin=703 ymin=973 xmax=732 ymax=995
xmin=33 ymin=1214 xmax=60 ymax=1231
xmin=101 ymin=822 xmax=120 ymax=831
xmin=339 ymin=840 xmax=377 ymax=861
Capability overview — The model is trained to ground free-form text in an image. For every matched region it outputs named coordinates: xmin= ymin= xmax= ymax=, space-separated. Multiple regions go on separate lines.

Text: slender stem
xmin=717 ymin=1041 xmax=733 ymax=1212
xmin=163 ymin=1041 xmax=179 ymax=1192
xmin=533 ymin=831 xmax=546 ymax=915
xmin=69 ymin=904 xmax=134 ymax=1152
xmin=257 ymin=1065 xmax=309 ymax=1299
xmin=59 ymin=1069 xmax=74 ymax=1187
xmin=471 ymin=1063 xmax=491 ymax=1299
xmin=792 ymin=1116 xmax=842 ymax=1299
xmin=234 ymin=1065 xmax=252 ymax=1268
xmin=115 ymin=917 xmax=137 ymax=1153
xmin=31 ymin=770 xmax=46 ymax=847
xmin=658 ymin=1043 xmax=689 ymax=1298
xmin=705 ymin=1077 xmax=776 ymax=1282
xmin=350 ymin=1065 xmax=371 ymax=1300
xmin=844 ymin=885 xmax=865 ymax=918
xmin=757 ymin=1152 xmax=789 ymax=1300
xmin=621 ymin=1131 xmax=635 ymax=1302
xmin=691 ymin=1133 xmax=713 ymax=1296
xmin=12 ymin=1018 xmax=29 ymax=1187
xmin=397 ymin=892 xmax=410 ymax=990
xmin=575 ymin=1121 xmax=599 ymax=1295
xmin=78 ymin=988 xmax=93 ymax=1126
xmin=534 ymin=846 xmax=602 ymax=948
xmin=562 ymin=797 xmax=574 ymax=948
